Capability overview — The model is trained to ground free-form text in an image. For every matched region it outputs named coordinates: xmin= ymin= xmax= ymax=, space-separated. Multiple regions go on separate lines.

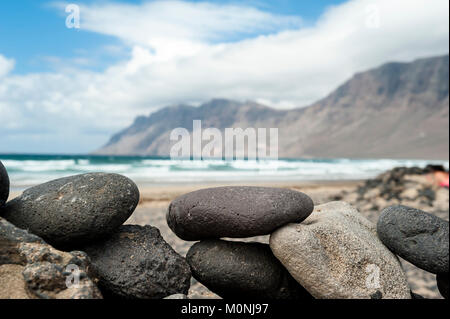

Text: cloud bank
xmin=0 ymin=0 xmax=449 ymax=153
xmin=0 ymin=55 xmax=14 ymax=78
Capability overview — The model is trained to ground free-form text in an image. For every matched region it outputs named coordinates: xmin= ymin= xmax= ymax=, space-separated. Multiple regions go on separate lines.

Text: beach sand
xmin=8 ymin=179 xmax=448 ymax=299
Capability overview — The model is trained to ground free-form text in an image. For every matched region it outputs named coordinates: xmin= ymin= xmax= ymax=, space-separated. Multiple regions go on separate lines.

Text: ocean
xmin=1 ymin=154 xmax=449 ymax=191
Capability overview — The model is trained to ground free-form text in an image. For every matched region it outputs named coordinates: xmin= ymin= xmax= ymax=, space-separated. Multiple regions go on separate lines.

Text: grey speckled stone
xmin=0 ymin=161 xmax=9 ymax=207
xmin=270 ymin=202 xmax=411 ymax=299
xmin=82 ymin=225 xmax=191 ymax=299
xmin=167 ymin=186 xmax=314 ymax=241
xmin=0 ymin=216 xmax=45 ymax=266
xmin=377 ymin=205 xmax=449 ymax=274
xmin=0 ymin=217 xmax=102 ymax=299
xmin=437 ymin=273 xmax=448 ymax=299
xmin=1 ymin=173 xmax=139 ymax=247
xmin=186 ymin=239 xmax=313 ymax=299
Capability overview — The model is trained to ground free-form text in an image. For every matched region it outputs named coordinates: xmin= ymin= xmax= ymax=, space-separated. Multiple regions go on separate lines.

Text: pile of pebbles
xmin=168 ymin=187 xmax=448 ymax=299
xmin=167 ymin=186 xmax=315 ymax=299
xmin=340 ymin=166 xmax=449 ymax=218
xmin=1 ymin=160 xmax=448 ymax=299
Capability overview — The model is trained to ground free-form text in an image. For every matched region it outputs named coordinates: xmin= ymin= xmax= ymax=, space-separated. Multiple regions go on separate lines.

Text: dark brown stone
xmin=186 ymin=239 xmax=313 ymax=299
xmin=167 ymin=186 xmax=314 ymax=241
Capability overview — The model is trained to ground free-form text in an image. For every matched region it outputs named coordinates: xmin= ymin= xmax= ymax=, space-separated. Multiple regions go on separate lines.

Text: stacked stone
xmin=167 ymin=186 xmax=314 ymax=299
xmin=167 ymin=187 xmax=413 ymax=299
xmin=377 ymin=205 xmax=449 ymax=299
xmin=0 ymin=160 xmax=191 ymax=299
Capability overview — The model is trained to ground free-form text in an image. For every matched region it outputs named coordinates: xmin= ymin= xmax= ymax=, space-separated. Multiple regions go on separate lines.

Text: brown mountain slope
xmin=95 ymin=55 xmax=449 ymax=160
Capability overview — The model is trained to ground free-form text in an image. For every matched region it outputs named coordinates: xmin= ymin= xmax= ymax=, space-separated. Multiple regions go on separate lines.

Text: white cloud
xmin=0 ymin=55 xmax=14 ymax=78
xmin=0 ymin=0 xmax=449 ymax=153
xmin=52 ymin=0 xmax=302 ymax=62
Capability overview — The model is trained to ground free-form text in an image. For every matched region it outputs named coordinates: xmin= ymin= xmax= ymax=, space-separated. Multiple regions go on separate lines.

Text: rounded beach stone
xmin=437 ymin=273 xmax=448 ymax=299
xmin=167 ymin=186 xmax=314 ymax=240
xmin=82 ymin=225 xmax=192 ymax=299
xmin=186 ymin=239 xmax=312 ymax=299
xmin=1 ymin=173 xmax=139 ymax=247
xmin=270 ymin=201 xmax=411 ymax=299
xmin=0 ymin=161 xmax=9 ymax=207
xmin=377 ymin=205 xmax=449 ymax=274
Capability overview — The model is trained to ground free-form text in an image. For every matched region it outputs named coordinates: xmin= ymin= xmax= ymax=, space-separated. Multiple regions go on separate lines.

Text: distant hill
xmin=95 ymin=55 xmax=449 ymax=160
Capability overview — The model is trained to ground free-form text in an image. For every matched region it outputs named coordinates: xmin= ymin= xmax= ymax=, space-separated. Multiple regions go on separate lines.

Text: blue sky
xmin=0 ymin=0 xmax=346 ymax=75
xmin=0 ymin=0 xmax=129 ymax=74
xmin=0 ymin=0 xmax=448 ymax=154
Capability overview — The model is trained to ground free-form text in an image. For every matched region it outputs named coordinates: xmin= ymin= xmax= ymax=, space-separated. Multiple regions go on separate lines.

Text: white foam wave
xmin=2 ymin=156 xmax=448 ymax=189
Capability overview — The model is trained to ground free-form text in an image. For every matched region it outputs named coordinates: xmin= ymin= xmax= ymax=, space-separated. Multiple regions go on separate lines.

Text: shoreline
xmin=9 ymin=179 xmax=364 ymax=203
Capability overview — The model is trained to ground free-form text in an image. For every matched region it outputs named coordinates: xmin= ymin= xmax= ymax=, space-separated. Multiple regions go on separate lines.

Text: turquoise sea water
xmin=1 ymin=154 xmax=448 ymax=190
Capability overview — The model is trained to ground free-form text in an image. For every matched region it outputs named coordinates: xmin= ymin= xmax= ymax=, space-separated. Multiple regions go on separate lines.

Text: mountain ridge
xmin=95 ymin=54 xmax=449 ymax=160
